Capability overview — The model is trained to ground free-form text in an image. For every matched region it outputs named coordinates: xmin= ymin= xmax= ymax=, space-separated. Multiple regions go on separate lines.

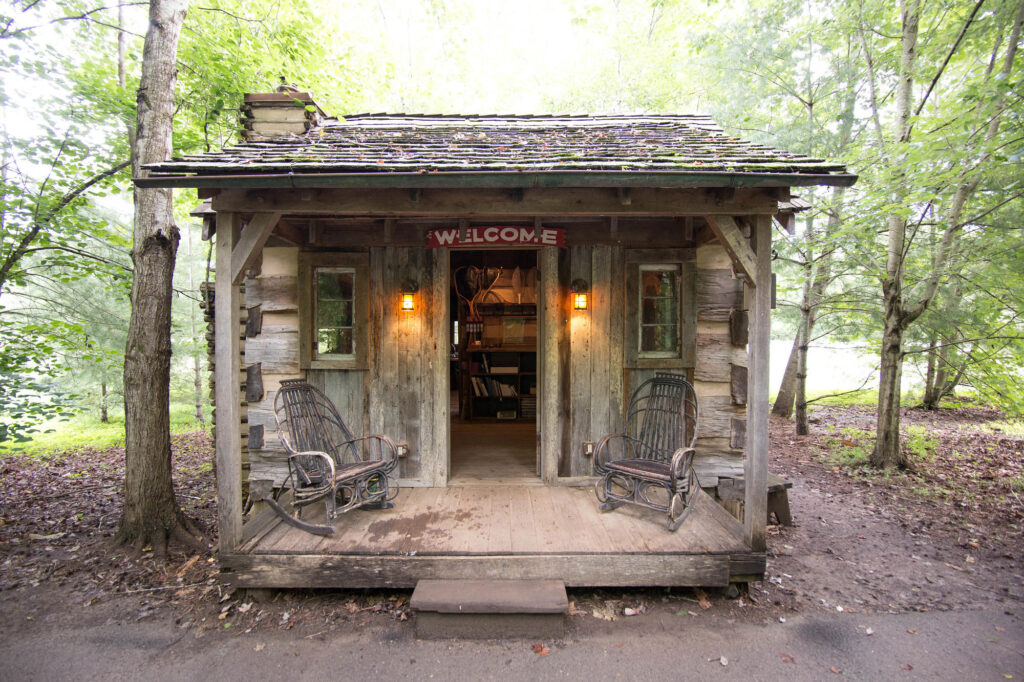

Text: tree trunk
xmin=100 ymin=381 xmax=108 ymax=423
xmin=772 ymin=337 xmax=800 ymax=418
xmin=117 ymin=0 xmax=199 ymax=556
xmin=871 ymin=281 xmax=909 ymax=468
xmin=794 ymin=278 xmax=812 ymax=435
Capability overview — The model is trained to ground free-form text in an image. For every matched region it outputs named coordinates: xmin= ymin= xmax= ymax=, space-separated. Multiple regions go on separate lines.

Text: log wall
xmin=236 ymin=219 xmax=750 ymax=489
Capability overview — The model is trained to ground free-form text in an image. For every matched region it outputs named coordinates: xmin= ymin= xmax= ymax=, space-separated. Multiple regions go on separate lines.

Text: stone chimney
xmin=240 ymin=89 xmax=325 ymax=140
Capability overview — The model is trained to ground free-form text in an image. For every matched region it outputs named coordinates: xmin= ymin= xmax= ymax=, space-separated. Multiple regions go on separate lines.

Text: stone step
xmin=410 ymin=579 xmax=568 ymax=639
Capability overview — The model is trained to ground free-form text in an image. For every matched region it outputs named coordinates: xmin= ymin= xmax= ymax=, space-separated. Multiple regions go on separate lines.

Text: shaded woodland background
xmin=1 ymin=0 xmax=1022 ymax=463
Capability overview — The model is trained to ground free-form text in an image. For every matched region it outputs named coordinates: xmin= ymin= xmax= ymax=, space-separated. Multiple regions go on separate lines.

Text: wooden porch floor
xmin=222 ymin=486 xmax=764 ymax=589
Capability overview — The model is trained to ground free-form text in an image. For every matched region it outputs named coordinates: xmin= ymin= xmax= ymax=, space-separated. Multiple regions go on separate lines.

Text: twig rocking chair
xmin=270 ymin=379 xmax=399 ymax=536
xmin=594 ymin=372 xmax=700 ymax=531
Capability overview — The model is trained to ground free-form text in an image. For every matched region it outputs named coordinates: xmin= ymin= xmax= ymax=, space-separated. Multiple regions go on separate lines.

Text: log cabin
xmin=138 ymin=92 xmax=855 ymax=590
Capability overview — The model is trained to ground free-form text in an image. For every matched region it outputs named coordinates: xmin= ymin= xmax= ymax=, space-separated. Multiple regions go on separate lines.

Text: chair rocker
xmin=269 ymin=379 xmax=399 ymax=536
xmin=594 ymin=372 xmax=700 ymax=531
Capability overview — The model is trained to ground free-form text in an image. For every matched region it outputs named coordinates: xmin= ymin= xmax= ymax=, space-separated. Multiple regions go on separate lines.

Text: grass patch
xmin=903 ymin=425 xmax=938 ymax=464
xmin=0 ymin=403 xmax=209 ymax=457
xmin=977 ymin=419 xmax=1024 ymax=438
xmin=820 ymin=426 xmax=874 ymax=468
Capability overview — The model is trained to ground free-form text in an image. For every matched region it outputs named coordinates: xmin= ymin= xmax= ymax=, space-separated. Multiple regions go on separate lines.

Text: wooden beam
xmin=211 ymin=187 xmax=781 ymax=217
xmin=218 ymin=552 xmax=735 ymax=589
xmin=744 ymin=214 xmax=771 ymax=552
xmin=215 ymin=212 xmax=243 ymax=551
xmin=230 ymin=211 xmax=282 ymax=284
xmin=705 ymin=215 xmax=758 ymax=285
xmin=430 ymin=247 xmax=450 ymax=486
xmin=539 ymin=246 xmax=562 ymax=483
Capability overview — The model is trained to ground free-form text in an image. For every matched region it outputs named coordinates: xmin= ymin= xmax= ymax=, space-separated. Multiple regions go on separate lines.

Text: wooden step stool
xmin=410 ymin=579 xmax=568 ymax=639
xmin=716 ymin=473 xmax=793 ymax=525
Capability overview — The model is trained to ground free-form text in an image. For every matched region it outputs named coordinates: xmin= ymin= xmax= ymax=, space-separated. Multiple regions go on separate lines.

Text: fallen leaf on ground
xmin=900 ymin=664 xmax=913 ymax=671
xmin=780 ymin=653 xmax=796 ymax=664
xmin=176 ymin=555 xmax=199 ymax=577
xmin=532 ymin=642 xmax=550 ymax=656
xmin=830 ymin=666 xmax=842 ymax=674
xmin=254 ymin=643 xmax=265 ymax=652
xmin=28 ymin=532 xmax=64 ymax=541
xmin=906 ymin=629 xmax=917 ymax=635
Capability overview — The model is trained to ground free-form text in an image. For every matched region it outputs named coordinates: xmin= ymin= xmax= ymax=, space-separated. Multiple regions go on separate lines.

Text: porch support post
xmin=744 ymin=214 xmax=771 ymax=552
xmin=429 ymin=247 xmax=450 ymax=486
xmin=539 ymin=246 xmax=562 ymax=483
xmin=215 ymin=212 xmax=243 ymax=551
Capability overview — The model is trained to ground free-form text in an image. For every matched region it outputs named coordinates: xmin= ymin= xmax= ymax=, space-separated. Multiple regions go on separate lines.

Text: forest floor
xmin=0 ymin=404 xmax=1021 ymax=661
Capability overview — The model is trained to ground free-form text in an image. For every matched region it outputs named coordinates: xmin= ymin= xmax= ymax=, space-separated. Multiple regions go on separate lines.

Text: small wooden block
xmin=411 ymin=579 xmax=568 ymax=640
xmin=411 ymin=579 xmax=568 ymax=614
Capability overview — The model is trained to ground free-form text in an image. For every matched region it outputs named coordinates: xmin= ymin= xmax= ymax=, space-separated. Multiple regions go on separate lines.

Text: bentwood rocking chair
xmin=270 ymin=379 xmax=399 ymax=536
xmin=594 ymin=372 xmax=700 ymax=531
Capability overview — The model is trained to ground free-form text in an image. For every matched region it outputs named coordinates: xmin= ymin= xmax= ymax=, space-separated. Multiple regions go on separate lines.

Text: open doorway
xmin=449 ymin=249 xmax=539 ymax=484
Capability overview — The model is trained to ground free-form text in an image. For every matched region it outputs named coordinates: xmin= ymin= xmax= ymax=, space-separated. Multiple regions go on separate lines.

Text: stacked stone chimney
xmin=240 ymin=90 xmax=324 ymax=140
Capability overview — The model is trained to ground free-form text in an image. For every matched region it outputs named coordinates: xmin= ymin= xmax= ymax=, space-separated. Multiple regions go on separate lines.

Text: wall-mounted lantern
xmin=571 ymin=278 xmax=589 ymax=311
xmin=400 ymin=280 xmax=418 ymax=312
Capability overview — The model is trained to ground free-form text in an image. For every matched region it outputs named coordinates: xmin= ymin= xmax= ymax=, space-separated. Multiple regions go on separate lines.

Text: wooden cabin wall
xmin=366 ymin=245 xmax=441 ymax=481
xmin=243 ymin=244 xmax=442 ymax=486
xmin=244 ymin=247 xmax=303 ymax=486
xmin=564 ymin=244 xmax=626 ymax=476
xmin=691 ymin=241 xmax=747 ymax=486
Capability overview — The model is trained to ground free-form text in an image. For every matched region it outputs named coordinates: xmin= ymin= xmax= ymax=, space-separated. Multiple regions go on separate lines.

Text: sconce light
xmin=571 ymin=278 xmax=589 ymax=311
xmin=400 ymin=280 xmax=418 ymax=312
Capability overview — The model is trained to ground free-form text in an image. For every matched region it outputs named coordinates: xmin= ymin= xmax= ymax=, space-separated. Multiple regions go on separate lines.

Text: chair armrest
xmin=670 ymin=447 xmax=695 ymax=488
xmin=287 ymin=451 xmax=335 ymax=488
xmin=337 ymin=434 xmax=399 ymax=471
xmin=595 ymin=433 xmax=634 ymax=471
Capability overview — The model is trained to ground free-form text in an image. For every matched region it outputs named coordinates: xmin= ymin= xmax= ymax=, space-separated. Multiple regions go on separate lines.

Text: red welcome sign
xmin=426 ymin=226 xmax=565 ymax=249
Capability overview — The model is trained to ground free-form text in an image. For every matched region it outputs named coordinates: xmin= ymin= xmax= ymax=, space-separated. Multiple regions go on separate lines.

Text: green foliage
xmin=820 ymin=426 xmax=873 ymax=468
xmin=0 ymin=403 xmax=209 ymax=458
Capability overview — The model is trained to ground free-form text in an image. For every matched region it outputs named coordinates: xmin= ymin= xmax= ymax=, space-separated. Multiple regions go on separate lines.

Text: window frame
xmin=637 ymin=263 xmax=683 ymax=359
xmin=298 ymin=251 xmax=370 ymax=370
xmin=625 ymin=248 xmax=695 ymax=370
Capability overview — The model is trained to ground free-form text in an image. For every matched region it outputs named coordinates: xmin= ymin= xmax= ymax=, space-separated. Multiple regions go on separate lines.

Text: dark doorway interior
xmin=449 ymin=249 xmax=539 ymax=484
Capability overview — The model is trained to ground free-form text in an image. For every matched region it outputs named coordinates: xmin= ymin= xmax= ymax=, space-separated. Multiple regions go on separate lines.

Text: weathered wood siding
xmin=692 ymin=242 xmax=747 ymax=486
xmin=244 ymin=247 xmax=303 ymax=486
xmin=245 ymin=245 xmax=445 ymax=486
xmin=565 ymin=244 xmax=626 ymax=476
xmin=241 ymin=221 xmax=750 ymax=489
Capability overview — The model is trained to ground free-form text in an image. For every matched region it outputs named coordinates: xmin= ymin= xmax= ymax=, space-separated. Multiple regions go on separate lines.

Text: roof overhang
xmin=135 ymin=169 xmax=857 ymax=191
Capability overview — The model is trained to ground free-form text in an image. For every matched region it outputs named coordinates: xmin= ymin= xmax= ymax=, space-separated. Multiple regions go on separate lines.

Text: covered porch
xmin=222 ymin=484 xmax=762 ymax=588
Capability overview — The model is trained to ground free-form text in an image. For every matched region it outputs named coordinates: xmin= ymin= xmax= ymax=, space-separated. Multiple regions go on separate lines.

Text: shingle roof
xmin=140 ymin=114 xmax=855 ymax=188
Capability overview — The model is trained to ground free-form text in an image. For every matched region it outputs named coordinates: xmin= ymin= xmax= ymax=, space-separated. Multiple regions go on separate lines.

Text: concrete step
xmin=410 ymin=579 xmax=568 ymax=639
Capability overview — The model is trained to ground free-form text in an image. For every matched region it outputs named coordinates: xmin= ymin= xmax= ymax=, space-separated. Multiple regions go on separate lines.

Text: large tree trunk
xmin=772 ymin=337 xmax=801 ymax=418
xmin=117 ymin=0 xmax=198 ymax=556
xmin=871 ymin=280 xmax=909 ymax=468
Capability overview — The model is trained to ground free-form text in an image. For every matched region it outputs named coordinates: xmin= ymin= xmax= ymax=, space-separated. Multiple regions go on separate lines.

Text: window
xmin=625 ymin=249 xmax=694 ymax=369
xmin=639 ymin=265 xmax=680 ymax=358
xmin=299 ymin=252 xmax=369 ymax=369
xmin=315 ymin=268 xmax=355 ymax=360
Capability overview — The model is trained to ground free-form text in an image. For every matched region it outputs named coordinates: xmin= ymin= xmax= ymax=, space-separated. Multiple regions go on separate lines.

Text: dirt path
xmin=0 ymin=405 xmax=1021 ymax=674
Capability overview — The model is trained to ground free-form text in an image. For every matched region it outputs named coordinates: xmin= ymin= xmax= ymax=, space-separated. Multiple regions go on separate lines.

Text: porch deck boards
xmin=244 ymin=485 xmax=746 ymax=556
xmin=223 ymin=484 xmax=762 ymax=589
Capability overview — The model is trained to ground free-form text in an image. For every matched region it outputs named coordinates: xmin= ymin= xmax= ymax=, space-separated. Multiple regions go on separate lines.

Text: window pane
xmin=315 ymin=268 xmax=355 ymax=359
xmin=639 ymin=266 xmax=680 ymax=355
xmin=317 ymin=300 xmax=353 ymax=328
xmin=317 ymin=271 xmax=353 ymax=300
xmin=317 ymin=327 xmax=353 ymax=356
xmin=641 ymin=325 xmax=679 ymax=353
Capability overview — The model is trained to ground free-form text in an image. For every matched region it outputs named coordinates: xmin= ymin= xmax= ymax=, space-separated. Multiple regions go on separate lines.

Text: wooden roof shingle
xmin=139 ymin=113 xmax=855 ymax=189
